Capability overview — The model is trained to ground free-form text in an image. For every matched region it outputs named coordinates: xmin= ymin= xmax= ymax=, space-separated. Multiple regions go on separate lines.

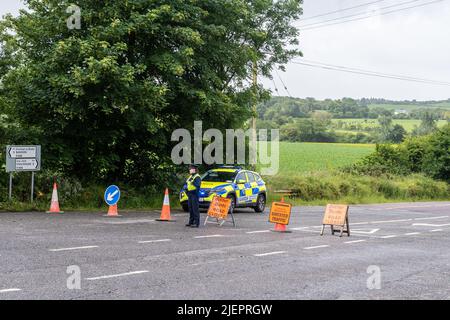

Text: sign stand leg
xmin=320 ymin=224 xmax=325 ymax=236
xmin=346 ymin=217 xmax=350 ymax=237
xmin=30 ymin=171 xmax=35 ymax=202
xmin=8 ymin=172 xmax=12 ymax=201
xmin=230 ymin=211 xmax=236 ymax=227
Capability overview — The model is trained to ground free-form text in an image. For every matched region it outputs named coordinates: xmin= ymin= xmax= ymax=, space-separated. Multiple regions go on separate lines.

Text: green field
xmin=266 ymin=142 xmax=375 ymax=175
xmin=368 ymin=102 xmax=450 ymax=111
xmin=332 ymin=119 xmax=448 ymax=132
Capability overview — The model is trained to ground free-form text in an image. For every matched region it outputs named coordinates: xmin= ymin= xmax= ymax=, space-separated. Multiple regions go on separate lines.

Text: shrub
xmin=346 ymin=124 xmax=450 ymax=181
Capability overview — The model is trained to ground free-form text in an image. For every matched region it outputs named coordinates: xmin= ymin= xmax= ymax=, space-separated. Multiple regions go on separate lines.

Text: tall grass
xmin=264 ymin=171 xmax=449 ymax=205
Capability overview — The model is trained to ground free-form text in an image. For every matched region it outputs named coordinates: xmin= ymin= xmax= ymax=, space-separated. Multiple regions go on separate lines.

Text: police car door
xmin=246 ymin=172 xmax=259 ymax=204
xmin=235 ymin=172 xmax=249 ymax=205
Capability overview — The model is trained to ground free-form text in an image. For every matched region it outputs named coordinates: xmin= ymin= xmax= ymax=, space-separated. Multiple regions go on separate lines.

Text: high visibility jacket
xmin=186 ymin=174 xmax=201 ymax=192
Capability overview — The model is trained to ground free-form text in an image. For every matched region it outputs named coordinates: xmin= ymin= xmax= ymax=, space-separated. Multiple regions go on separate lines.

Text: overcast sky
xmin=1 ymin=0 xmax=449 ymax=100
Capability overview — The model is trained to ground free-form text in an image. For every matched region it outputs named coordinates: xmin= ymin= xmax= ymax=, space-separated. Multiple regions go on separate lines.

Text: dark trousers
xmin=188 ymin=192 xmax=200 ymax=226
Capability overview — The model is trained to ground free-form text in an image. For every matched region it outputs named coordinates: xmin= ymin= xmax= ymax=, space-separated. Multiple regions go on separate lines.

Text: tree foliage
xmin=0 ymin=0 xmax=302 ymax=184
xmin=347 ymin=124 xmax=450 ymax=182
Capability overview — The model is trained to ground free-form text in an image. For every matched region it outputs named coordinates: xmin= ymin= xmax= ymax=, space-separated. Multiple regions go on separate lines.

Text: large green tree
xmin=0 ymin=0 xmax=302 ymax=184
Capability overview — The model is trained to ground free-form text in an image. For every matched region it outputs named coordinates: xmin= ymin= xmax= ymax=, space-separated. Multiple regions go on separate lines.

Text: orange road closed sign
xmin=269 ymin=202 xmax=292 ymax=225
xmin=207 ymin=196 xmax=231 ymax=221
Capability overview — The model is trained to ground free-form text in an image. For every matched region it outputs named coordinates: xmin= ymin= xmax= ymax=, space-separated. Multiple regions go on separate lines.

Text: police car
xmin=179 ymin=166 xmax=267 ymax=213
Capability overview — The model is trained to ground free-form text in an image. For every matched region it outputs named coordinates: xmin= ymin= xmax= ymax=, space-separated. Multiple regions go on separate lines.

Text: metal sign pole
xmin=31 ymin=171 xmax=35 ymax=202
xmin=9 ymin=172 xmax=12 ymax=201
xmin=5 ymin=145 xmax=41 ymax=202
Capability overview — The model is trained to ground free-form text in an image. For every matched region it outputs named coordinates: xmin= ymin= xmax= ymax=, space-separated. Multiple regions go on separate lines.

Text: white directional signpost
xmin=6 ymin=145 xmax=41 ymax=201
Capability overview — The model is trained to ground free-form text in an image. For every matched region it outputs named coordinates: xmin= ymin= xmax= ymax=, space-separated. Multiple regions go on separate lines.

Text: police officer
xmin=186 ymin=164 xmax=202 ymax=228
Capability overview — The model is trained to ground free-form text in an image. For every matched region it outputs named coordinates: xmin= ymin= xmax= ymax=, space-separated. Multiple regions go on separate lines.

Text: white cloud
xmin=266 ymin=0 xmax=450 ymax=100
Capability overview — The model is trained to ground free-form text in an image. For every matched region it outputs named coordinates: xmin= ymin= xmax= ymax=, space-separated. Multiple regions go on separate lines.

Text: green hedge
xmin=265 ymin=172 xmax=449 ymax=204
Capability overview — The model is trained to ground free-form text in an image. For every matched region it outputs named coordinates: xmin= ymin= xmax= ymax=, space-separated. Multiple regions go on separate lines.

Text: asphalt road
xmin=1 ymin=201 xmax=449 ymax=300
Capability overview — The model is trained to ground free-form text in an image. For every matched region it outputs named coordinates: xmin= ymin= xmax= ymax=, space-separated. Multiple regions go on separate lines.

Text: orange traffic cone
xmin=46 ymin=183 xmax=64 ymax=214
xmin=104 ymin=204 xmax=121 ymax=217
xmin=271 ymin=196 xmax=291 ymax=233
xmin=156 ymin=188 xmax=176 ymax=222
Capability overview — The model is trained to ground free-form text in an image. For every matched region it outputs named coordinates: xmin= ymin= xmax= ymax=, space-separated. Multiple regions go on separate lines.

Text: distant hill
xmin=258 ymin=97 xmax=450 ymax=121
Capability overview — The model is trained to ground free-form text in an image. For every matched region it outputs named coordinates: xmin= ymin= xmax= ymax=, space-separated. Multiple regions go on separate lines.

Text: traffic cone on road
xmin=46 ymin=183 xmax=64 ymax=214
xmin=156 ymin=188 xmax=176 ymax=222
xmin=104 ymin=204 xmax=121 ymax=217
xmin=271 ymin=196 xmax=291 ymax=233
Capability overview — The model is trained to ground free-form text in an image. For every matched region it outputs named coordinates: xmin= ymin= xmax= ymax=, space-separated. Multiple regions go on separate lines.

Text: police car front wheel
xmin=254 ymin=194 xmax=266 ymax=213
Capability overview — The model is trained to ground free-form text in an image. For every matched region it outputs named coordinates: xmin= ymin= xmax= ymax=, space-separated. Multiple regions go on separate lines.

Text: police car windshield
xmin=202 ymin=171 xmax=237 ymax=183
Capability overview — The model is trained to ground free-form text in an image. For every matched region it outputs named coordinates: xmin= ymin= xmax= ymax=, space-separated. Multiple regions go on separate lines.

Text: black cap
xmin=189 ymin=164 xmax=199 ymax=169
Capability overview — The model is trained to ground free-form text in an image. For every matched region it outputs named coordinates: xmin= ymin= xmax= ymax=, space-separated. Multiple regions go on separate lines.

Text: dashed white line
xmin=86 ymin=270 xmax=149 ymax=281
xmin=49 ymin=245 xmax=99 ymax=252
xmin=380 ymin=204 xmax=450 ymax=210
xmin=413 ymin=223 xmax=450 ymax=227
xmin=246 ymin=230 xmax=271 ymax=234
xmin=381 ymin=235 xmax=398 ymax=239
xmin=0 ymin=288 xmax=21 ymax=293
xmin=414 ymin=216 xmax=448 ymax=221
xmin=430 ymin=229 xmax=443 ymax=232
xmin=304 ymin=245 xmax=330 ymax=250
xmin=344 ymin=240 xmax=367 ymax=244
xmin=253 ymin=251 xmax=287 ymax=257
xmin=404 ymin=232 xmax=421 ymax=236
xmin=371 ymin=219 xmax=413 ymax=224
xmin=138 ymin=239 xmax=171 ymax=244
xmin=194 ymin=234 xmax=224 ymax=239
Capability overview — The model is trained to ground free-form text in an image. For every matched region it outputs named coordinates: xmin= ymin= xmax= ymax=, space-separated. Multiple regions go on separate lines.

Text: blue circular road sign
xmin=104 ymin=185 xmax=121 ymax=206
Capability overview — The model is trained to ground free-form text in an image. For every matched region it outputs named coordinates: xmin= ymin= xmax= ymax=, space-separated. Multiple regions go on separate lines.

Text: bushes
xmin=345 ymin=124 xmax=450 ymax=182
xmin=0 ymin=168 xmax=177 ymax=211
xmin=421 ymin=124 xmax=450 ymax=181
xmin=265 ymin=172 xmax=449 ymax=204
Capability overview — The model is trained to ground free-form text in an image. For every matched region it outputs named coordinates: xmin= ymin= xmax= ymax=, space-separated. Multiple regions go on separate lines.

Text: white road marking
xmin=414 ymin=216 xmax=448 ymax=221
xmin=86 ymin=270 xmax=149 ymax=281
xmin=138 ymin=239 xmax=171 ymax=244
xmin=292 ymin=228 xmax=321 ymax=233
xmin=0 ymin=288 xmax=21 ymax=293
xmin=404 ymin=232 xmax=421 ymax=236
xmin=351 ymin=222 xmax=370 ymax=225
xmin=304 ymin=245 xmax=330 ymax=250
xmin=49 ymin=245 xmax=99 ymax=252
xmin=381 ymin=235 xmax=398 ymax=239
xmin=344 ymin=240 xmax=367 ymax=244
xmin=375 ymin=204 xmax=450 ymax=210
xmin=371 ymin=219 xmax=413 ymax=224
xmin=430 ymin=229 xmax=443 ymax=232
xmin=351 ymin=228 xmax=380 ymax=234
xmin=413 ymin=223 xmax=450 ymax=227
xmin=253 ymin=251 xmax=287 ymax=257
xmin=194 ymin=234 xmax=224 ymax=239
xmin=246 ymin=230 xmax=271 ymax=234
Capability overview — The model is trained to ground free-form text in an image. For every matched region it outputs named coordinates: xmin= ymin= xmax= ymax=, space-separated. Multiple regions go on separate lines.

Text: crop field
xmin=368 ymin=102 xmax=450 ymax=111
xmin=259 ymin=142 xmax=375 ymax=175
xmin=332 ymin=118 xmax=448 ymax=132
